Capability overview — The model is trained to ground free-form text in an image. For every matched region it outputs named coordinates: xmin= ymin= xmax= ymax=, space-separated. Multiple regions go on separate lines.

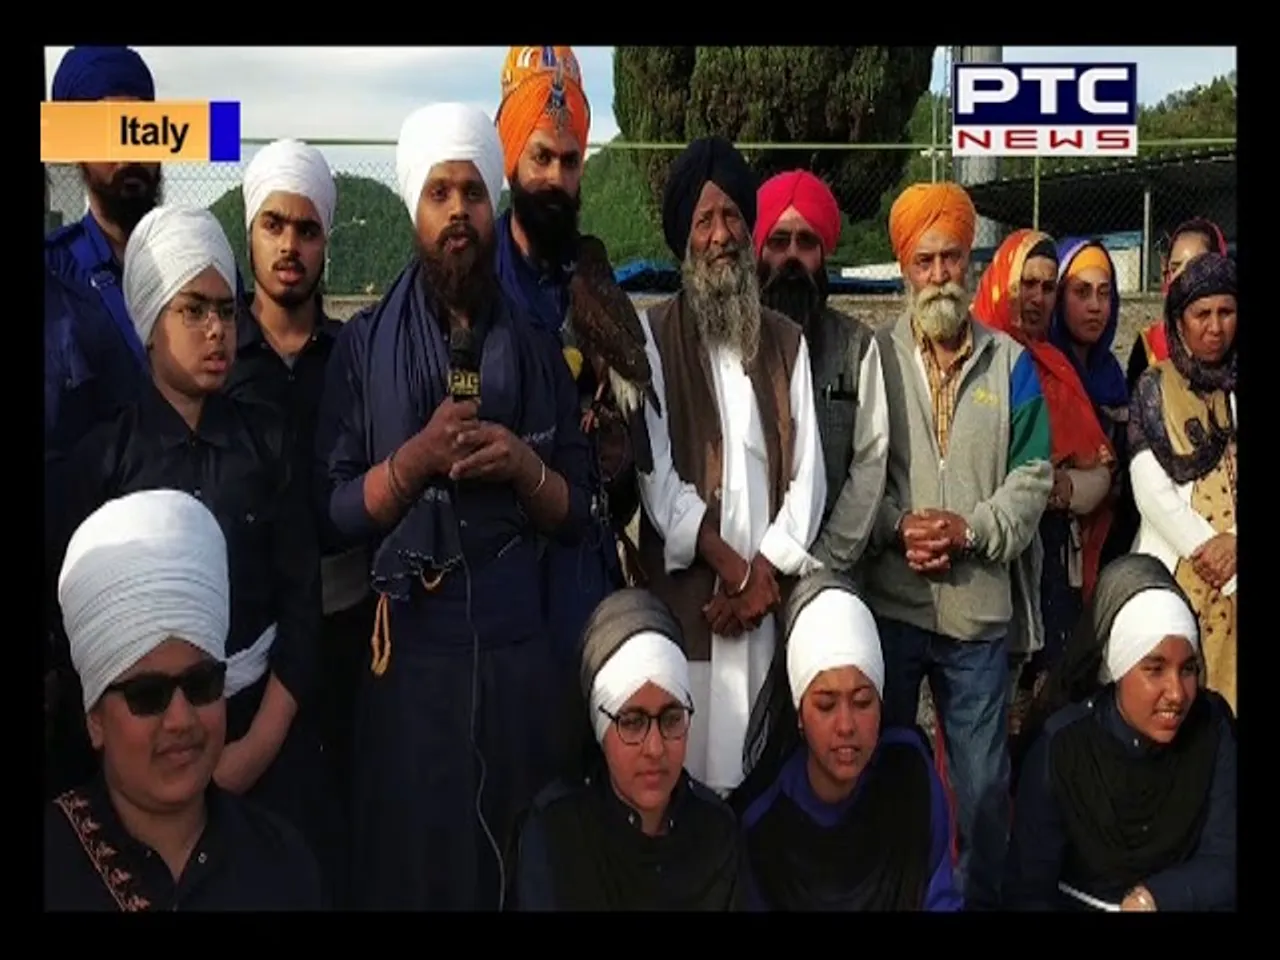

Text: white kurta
xmin=638 ymin=310 xmax=826 ymax=792
xmin=1130 ymin=388 xmax=1237 ymax=597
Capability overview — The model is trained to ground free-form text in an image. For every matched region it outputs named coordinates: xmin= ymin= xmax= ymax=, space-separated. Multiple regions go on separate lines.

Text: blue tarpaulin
xmin=612 ymin=259 xmax=903 ymax=296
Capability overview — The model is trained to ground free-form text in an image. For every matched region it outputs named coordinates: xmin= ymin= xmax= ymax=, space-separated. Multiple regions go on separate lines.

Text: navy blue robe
xmin=43 ymin=264 xmax=144 ymax=463
xmin=740 ymin=728 xmax=962 ymax=911
xmin=46 ymin=213 xmax=147 ymax=368
xmin=495 ymin=210 xmax=623 ymax=669
xmin=315 ymin=259 xmax=591 ymax=911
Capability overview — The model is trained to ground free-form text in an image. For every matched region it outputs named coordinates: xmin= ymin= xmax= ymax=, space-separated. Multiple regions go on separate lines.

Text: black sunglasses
xmin=765 ymin=230 xmax=822 ymax=254
xmin=102 ymin=660 xmax=227 ymax=717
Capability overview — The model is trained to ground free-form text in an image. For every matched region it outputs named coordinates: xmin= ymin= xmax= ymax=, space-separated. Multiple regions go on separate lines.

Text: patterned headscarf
xmin=1165 ymin=252 xmax=1237 ymax=394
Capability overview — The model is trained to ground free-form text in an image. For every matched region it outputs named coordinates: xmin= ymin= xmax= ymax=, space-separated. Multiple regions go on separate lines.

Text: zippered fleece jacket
xmin=864 ymin=311 xmax=1053 ymax=643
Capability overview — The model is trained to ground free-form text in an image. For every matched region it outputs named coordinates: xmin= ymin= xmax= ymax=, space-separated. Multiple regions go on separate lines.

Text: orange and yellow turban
xmin=1065 ymin=244 xmax=1112 ymax=280
xmin=496 ymin=46 xmax=591 ymax=177
xmin=887 ymin=182 xmax=977 ymax=267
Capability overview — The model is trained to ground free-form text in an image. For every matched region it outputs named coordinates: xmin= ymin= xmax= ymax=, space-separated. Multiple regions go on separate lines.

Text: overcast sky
xmin=44 ymin=46 xmax=1236 ymax=210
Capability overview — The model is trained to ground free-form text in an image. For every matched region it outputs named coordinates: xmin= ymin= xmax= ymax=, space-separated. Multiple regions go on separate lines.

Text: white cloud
xmin=44 ymin=45 xmax=619 ymax=144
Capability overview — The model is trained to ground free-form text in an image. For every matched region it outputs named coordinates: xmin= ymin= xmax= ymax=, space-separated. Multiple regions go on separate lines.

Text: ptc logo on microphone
xmin=951 ymin=62 xmax=1138 ymax=157
xmin=449 ymin=369 xmax=481 ymax=401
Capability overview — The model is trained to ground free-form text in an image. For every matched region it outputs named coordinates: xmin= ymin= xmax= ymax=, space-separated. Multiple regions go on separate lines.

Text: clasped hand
xmin=703 ymin=554 xmax=781 ymax=638
xmin=423 ymin=398 xmax=533 ymax=485
xmin=1191 ymin=532 xmax=1236 ymax=591
xmin=900 ymin=509 xmax=969 ymax=574
xmin=1048 ymin=467 xmax=1074 ymax=511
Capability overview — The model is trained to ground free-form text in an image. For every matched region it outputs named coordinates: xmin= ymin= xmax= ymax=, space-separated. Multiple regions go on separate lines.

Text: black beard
xmin=417 ymin=223 xmax=498 ymax=319
xmin=758 ymin=258 xmax=828 ymax=329
xmin=85 ymin=164 xmax=161 ymax=233
xmin=510 ymin=178 xmax=580 ymax=268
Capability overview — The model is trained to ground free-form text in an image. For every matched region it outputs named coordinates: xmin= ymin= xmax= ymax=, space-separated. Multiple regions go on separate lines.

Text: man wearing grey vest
xmin=755 ymin=171 xmax=889 ymax=581
xmin=864 ymin=183 xmax=1052 ymax=911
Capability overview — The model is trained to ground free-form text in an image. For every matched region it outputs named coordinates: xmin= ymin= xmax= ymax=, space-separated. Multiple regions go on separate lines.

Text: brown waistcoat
xmin=636 ymin=294 xmax=803 ymax=660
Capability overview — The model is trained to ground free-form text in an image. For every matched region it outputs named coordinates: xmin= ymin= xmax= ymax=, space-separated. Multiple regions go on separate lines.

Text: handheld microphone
xmin=448 ymin=326 xmax=481 ymax=403
xmin=444 ymin=325 xmax=507 ymax=906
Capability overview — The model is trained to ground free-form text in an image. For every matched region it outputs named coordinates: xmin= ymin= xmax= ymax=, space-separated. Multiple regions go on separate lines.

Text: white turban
xmin=589 ymin=631 xmax=691 ymax=744
xmin=123 ymin=205 xmax=237 ymax=347
xmin=1101 ymin=588 xmax=1200 ymax=684
xmin=787 ymin=588 xmax=885 ymax=708
xmin=242 ymin=138 xmax=337 ymax=236
xmin=395 ymin=102 xmax=504 ymax=229
xmin=58 ymin=489 xmax=230 ymax=712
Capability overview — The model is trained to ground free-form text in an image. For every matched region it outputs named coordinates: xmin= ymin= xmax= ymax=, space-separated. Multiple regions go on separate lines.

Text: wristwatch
xmin=962 ymin=523 xmax=977 ymax=555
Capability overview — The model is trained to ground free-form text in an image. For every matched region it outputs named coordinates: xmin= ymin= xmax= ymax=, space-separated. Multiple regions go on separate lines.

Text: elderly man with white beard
xmin=862 ymin=182 xmax=1053 ymax=911
xmin=636 ymin=136 xmax=826 ymax=797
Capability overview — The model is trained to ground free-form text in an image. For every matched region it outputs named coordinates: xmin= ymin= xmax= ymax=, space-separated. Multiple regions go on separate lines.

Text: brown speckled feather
xmin=569 ymin=235 xmax=661 ymax=417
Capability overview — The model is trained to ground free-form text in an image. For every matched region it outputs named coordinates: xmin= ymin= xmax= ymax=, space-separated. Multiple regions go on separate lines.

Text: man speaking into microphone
xmin=314 ymin=103 xmax=593 ymax=911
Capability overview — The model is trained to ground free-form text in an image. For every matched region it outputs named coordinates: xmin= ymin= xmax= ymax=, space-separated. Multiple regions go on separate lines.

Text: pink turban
xmin=753 ymin=170 xmax=842 ymax=258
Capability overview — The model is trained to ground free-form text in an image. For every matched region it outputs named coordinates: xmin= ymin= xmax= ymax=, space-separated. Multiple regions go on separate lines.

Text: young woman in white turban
xmin=46 ymin=205 xmax=341 ymax=898
xmin=1006 ymin=553 xmax=1236 ymax=911
xmin=45 ymin=490 xmax=323 ymax=911
xmin=733 ymin=569 xmax=962 ymax=911
xmin=510 ymin=588 xmax=746 ymax=910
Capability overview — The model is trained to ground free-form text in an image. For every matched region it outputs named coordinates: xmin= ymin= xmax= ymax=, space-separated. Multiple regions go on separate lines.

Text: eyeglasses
xmin=102 ymin=660 xmax=227 ymax=717
xmin=765 ymin=230 xmax=821 ymax=254
xmin=598 ymin=703 xmax=694 ymax=746
xmin=169 ymin=298 xmax=238 ymax=329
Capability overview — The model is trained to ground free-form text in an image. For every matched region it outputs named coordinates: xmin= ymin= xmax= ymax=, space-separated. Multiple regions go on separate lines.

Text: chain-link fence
xmin=45 ymin=136 xmax=1235 ymax=302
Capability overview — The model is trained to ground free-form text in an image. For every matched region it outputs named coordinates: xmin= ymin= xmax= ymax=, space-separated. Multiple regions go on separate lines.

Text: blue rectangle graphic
xmin=208 ymin=101 xmax=241 ymax=162
xmin=952 ymin=63 xmax=1137 ymax=126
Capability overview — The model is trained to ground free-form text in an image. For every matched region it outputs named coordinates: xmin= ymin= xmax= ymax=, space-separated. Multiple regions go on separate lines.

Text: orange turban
xmin=496 ymin=46 xmax=591 ymax=177
xmin=888 ymin=182 xmax=977 ymax=266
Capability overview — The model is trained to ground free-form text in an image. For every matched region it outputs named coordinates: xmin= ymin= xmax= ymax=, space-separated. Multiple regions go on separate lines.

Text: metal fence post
xmin=1141 ymin=182 xmax=1153 ymax=294
xmin=1032 ymin=156 xmax=1041 ymax=231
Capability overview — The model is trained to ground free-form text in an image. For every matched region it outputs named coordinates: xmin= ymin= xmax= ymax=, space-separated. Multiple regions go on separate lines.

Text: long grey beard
xmin=682 ymin=241 xmax=762 ymax=366
xmin=910 ymin=281 xmax=971 ymax=343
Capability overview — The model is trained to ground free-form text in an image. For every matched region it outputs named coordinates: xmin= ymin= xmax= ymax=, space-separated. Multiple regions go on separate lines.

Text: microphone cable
xmin=450 ymin=475 xmax=506 ymax=911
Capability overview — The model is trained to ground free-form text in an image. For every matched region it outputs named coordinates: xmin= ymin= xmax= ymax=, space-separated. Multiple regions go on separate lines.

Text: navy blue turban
xmin=661 ymin=136 xmax=758 ymax=261
xmin=52 ymin=46 xmax=155 ymax=102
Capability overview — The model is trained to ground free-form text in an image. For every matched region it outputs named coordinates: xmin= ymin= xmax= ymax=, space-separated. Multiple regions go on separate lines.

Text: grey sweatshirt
xmin=863 ymin=312 xmax=1053 ymax=643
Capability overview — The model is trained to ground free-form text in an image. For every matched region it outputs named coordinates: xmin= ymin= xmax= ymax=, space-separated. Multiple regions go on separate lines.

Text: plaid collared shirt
xmin=912 ymin=318 xmax=974 ymax=457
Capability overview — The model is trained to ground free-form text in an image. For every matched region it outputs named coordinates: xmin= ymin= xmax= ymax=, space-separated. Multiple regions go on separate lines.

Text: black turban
xmin=1165 ymin=251 xmax=1236 ymax=325
xmin=52 ymin=46 xmax=155 ymax=102
xmin=661 ymin=136 xmax=758 ymax=260
xmin=1027 ymin=237 xmax=1058 ymax=263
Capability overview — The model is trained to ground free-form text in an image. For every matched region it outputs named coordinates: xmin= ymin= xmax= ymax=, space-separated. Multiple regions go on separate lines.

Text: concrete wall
xmin=323 ymin=293 xmax=1164 ymax=364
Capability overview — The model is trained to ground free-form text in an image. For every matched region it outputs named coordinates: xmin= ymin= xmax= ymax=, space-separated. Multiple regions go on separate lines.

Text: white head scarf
xmin=395 ymin=102 xmax=504 ymax=229
xmin=589 ymin=631 xmax=691 ymax=744
xmin=1101 ymin=588 xmax=1200 ymax=683
xmin=787 ymin=587 xmax=885 ymax=708
xmin=242 ymin=139 xmax=337 ymax=236
xmin=123 ymin=205 xmax=237 ymax=347
xmin=58 ymin=489 xmax=230 ymax=712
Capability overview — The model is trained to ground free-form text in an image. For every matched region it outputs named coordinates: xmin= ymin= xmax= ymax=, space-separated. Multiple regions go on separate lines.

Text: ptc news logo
xmin=951 ymin=62 xmax=1138 ymax=158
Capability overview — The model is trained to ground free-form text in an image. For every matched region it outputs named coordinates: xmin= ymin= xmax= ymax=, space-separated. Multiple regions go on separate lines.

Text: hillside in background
xmin=210 ymin=173 xmax=413 ymax=296
xmin=207 ymin=67 xmax=1234 ymax=295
